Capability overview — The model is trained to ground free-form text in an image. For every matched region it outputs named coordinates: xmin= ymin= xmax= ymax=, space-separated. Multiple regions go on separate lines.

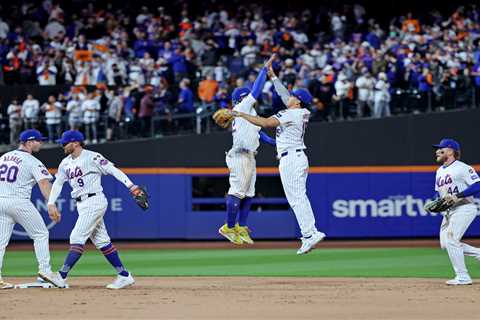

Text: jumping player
xmin=432 ymin=138 xmax=480 ymax=285
xmin=230 ymin=56 xmax=326 ymax=254
xmin=219 ymin=55 xmax=276 ymax=245
xmin=39 ymin=130 xmax=144 ymax=289
xmin=0 ymin=129 xmax=56 ymax=289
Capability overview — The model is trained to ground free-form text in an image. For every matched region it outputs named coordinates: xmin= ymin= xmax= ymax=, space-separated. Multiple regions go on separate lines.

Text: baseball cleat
xmin=218 ymin=224 xmax=243 ymax=245
xmin=445 ymin=278 xmax=473 ymax=286
xmin=297 ymin=231 xmax=326 ymax=255
xmin=0 ymin=279 xmax=14 ymax=289
xmin=107 ymin=273 xmax=135 ymax=289
xmin=235 ymin=224 xmax=254 ymax=244
xmin=38 ymin=271 xmax=68 ymax=288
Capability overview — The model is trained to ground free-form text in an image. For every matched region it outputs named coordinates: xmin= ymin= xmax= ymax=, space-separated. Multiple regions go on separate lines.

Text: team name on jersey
xmin=66 ymin=167 xmax=83 ymax=180
xmin=436 ymin=174 xmax=452 ymax=188
xmin=2 ymin=155 xmax=23 ymax=165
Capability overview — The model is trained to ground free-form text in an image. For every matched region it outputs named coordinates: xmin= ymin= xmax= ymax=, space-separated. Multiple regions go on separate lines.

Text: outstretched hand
xmin=48 ymin=204 xmax=61 ymax=223
xmin=265 ymin=54 xmax=277 ymax=78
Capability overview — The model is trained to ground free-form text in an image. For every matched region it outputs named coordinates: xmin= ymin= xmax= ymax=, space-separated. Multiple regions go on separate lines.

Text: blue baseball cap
xmin=19 ymin=129 xmax=47 ymax=142
xmin=291 ymin=88 xmax=313 ymax=106
xmin=432 ymin=138 xmax=460 ymax=151
xmin=232 ymin=87 xmax=250 ymax=105
xmin=57 ymin=130 xmax=85 ymax=145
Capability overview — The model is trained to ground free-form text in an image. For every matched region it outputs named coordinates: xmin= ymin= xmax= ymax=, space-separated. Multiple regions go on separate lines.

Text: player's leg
xmin=444 ymin=207 xmax=477 ymax=285
xmin=279 ymin=153 xmax=317 ymax=237
xmin=59 ymin=196 xmax=108 ymax=279
xmin=236 ymin=156 xmax=256 ymax=244
xmin=221 ymin=153 xmax=245 ymax=244
xmin=279 ymin=153 xmax=325 ymax=254
xmin=0 ymin=211 xmax=15 ymax=289
xmin=90 ymin=219 xmax=134 ymax=289
xmin=14 ymin=202 xmax=52 ymax=275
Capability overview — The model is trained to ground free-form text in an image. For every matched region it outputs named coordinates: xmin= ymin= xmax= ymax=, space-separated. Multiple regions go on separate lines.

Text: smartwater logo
xmin=332 ymin=195 xmax=480 ymax=218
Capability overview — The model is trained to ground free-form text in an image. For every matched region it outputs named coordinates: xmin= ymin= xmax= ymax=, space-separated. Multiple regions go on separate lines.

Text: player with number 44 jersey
xmin=432 ymin=138 xmax=480 ymax=286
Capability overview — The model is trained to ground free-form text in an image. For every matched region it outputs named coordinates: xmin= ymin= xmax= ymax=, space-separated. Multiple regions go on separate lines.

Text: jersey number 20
xmin=0 ymin=164 xmax=19 ymax=182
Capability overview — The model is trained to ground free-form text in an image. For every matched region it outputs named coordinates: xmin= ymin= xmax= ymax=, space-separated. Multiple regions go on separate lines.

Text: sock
xmin=59 ymin=244 xmax=85 ymax=279
xmin=100 ymin=243 xmax=129 ymax=277
xmin=238 ymin=197 xmax=253 ymax=227
xmin=226 ymin=195 xmax=241 ymax=228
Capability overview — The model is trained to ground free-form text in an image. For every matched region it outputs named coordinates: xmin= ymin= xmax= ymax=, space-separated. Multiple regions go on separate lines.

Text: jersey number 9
xmin=77 ymin=178 xmax=84 ymax=187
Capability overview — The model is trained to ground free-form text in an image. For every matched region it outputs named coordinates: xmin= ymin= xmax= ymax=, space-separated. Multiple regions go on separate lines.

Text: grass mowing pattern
xmin=3 ymin=247 xmax=480 ymax=278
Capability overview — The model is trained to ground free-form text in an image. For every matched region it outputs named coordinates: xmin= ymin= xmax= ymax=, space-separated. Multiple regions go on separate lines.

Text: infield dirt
xmin=2 ymin=276 xmax=479 ymax=320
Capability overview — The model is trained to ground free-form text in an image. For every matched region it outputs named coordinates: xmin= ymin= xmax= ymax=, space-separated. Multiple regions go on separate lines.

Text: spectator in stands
xmin=333 ymin=72 xmax=353 ymax=119
xmin=106 ymin=89 xmax=123 ymax=141
xmin=41 ymin=95 xmax=63 ymax=143
xmin=66 ymin=93 xmax=83 ymax=130
xmin=198 ymin=73 xmax=218 ymax=111
xmin=21 ymin=94 xmax=40 ymax=129
xmin=177 ymin=78 xmax=194 ymax=113
xmin=240 ymin=38 xmax=259 ymax=67
xmin=373 ymin=72 xmax=391 ymax=118
xmin=355 ymin=69 xmax=374 ymax=117
xmin=37 ymin=60 xmax=57 ymax=85
xmin=139 ymin=86 xmax=155 ymax=136
xmin=82 ymin=92 xmax=101 ymax=143
xmin=7 ymin=98 xmax=22 ymax=145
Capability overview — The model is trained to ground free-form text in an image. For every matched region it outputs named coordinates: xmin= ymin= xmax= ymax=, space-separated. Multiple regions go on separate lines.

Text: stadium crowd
xmin=1 ymin=1 xmax=480 ymax=144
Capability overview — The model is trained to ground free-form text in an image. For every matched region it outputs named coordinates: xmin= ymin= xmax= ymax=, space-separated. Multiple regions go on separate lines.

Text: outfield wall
xmin=10 ymin=108 xmax=480 ymax=240
xmin=12 ymin=167 xmax=480 ymax=240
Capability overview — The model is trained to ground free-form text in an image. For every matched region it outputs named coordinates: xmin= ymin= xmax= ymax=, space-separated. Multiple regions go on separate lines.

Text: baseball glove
xmin=212 ymin=109 xmax=234 ymax=128
xmin=424 ymin=197 xmax=455 ymax=213
xmin=130 ymin=186 xmax=149 ymax=211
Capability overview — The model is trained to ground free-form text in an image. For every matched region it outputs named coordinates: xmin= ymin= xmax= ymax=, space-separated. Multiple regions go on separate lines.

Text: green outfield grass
xmin=3 ymin=247 xmax=480 ymax=278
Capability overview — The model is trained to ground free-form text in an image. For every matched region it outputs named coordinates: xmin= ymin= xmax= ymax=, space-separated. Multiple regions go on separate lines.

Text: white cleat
xmin=0 ymin=279 xmax=14 ymax=289
xmin=106 ymin=273 xmax=135 ymax=289
xmin=297 ymin=232 xmax=326 ymax=255
xmin=446 ymin=278 xmax=473 ymax=286
xmin=38 ymin=271 xmax=68 ymax=288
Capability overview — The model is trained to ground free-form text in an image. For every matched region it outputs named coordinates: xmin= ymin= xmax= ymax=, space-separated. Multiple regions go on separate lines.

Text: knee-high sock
xmin=238 ymin=197 xmax=253 ymax=227
xmin=59 ymin=244 xmax=85 ymax=279
xmin=100 ymin=243 xmax=128 ymax=276
xmin=226 ymin=195 xmax=241 ymax=228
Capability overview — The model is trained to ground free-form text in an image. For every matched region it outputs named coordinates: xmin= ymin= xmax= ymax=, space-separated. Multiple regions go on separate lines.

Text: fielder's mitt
xmin=424 ymin=197 xmax=455 ymax=213
xmin=213 ymin=109 xmax=234 ymax=128
xmin=130 ymin=186 xmax=149 ymax=211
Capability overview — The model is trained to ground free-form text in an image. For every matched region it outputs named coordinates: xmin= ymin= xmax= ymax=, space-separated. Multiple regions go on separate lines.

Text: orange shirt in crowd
xmin=402 ymin=19 xmax=420 ymax=33
xmin=198 ymin=79 xmax=218 ymax=103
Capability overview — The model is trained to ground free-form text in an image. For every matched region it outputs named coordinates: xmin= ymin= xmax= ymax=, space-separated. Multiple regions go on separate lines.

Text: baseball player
xmin=230 ymin=57 xmax=326 ymax=254
xmin=432 ymin=138 xmax=480 ymax=285
xmin=219 ymin=55 xmax=276 ymax=245
xmin=0 ymin=129 xmax=57 ymax=289
xmin=39 ymin=130 xmax=146 ymax=289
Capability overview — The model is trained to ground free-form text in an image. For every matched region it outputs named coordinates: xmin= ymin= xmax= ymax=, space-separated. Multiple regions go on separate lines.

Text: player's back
xmin=0 ymin=150 xmax=51 ymax=199
xmin=274 ymin=108 xmax=310 ymax=154
xmin=231 ymin=94 xmax=261 ymax=151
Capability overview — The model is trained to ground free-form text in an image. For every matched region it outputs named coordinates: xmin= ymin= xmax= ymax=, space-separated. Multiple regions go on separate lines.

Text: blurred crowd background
xmin=0 ymin=0 xmax=479 ymax=146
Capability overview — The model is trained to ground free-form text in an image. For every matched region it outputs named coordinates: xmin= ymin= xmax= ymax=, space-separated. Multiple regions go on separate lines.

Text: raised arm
xmin=266 ymin=57 xmax=290 ymax=106
xmin=232 ymin=110 xmax=280 ymax=128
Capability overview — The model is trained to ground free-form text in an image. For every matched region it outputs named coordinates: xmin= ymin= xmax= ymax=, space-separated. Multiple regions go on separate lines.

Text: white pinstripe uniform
xmin=0 ymin=150 xmax=53 ymax=277
xmin=272 ymin=108 xmax=318 ymax=237
xmin=435 ymin=161 xmax=480 ymax=280
xmin=227 ymin=94 xmax=261 ymax=199
xmin=51 ymin=149 xmax=134 ymax=248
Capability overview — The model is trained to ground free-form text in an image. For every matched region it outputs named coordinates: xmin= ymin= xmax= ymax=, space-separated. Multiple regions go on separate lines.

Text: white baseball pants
xmin=279 ymin=151 xmax=317 ymax=237
xmin=440 ymin=204 xmax=480 ymax=279
xmin=70 ymin=193 xmax=111 ymax=249
xmin=226 ymin=151 xmax=256 ymax=199
xmin=0 ymin=198 xmax=52 ymax=277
